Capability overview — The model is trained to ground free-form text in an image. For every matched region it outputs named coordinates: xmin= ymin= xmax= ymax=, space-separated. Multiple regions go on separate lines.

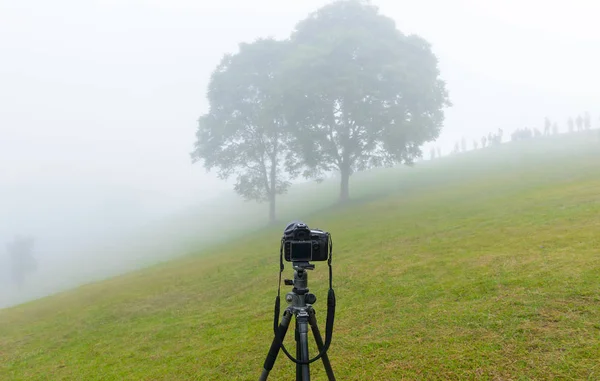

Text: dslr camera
xmin=282 ymin=221 xmax=330 ymax=262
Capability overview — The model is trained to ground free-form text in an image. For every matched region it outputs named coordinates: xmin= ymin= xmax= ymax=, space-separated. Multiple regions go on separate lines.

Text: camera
xmin=282 ymin=221 xmax=330 ymax=262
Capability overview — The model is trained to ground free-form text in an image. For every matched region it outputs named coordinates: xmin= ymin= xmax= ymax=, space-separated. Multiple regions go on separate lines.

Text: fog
xmin=2 ymin=0 xmax=599 ymax=309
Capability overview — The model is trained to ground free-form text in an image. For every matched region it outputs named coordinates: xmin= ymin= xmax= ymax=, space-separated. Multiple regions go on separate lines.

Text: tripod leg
xmin=296 ymin=319 xmax=301 ymax=381
xmin=308 ymin=309 xmax=336 ymax=381
xmin=296 ymin=312 xmax=311 ymax=381
xmin=259 ymin=309 xmax=293 ymax=381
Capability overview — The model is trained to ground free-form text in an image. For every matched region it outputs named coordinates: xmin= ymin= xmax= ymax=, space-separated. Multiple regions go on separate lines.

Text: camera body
xmin=283 ymin=221 xmax=330 ymax=262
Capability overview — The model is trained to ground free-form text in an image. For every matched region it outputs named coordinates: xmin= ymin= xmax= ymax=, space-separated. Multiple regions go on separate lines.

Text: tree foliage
xmin=191 ymin=38 xmax=291 ymax=222
xmin=279 ymin=0 xmax=450 ymax=201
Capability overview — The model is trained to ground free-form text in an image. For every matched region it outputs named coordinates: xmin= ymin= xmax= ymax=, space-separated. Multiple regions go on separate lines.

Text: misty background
xmin=2 ymin=0 xmax=599 ymax=308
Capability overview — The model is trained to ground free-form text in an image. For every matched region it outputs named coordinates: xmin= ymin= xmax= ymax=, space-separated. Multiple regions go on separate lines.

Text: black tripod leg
xmin=296 ymin=312 xmax=311 ymax=381
xmin=296 ymin=319 xmax=301 ymax=381
xmin=259 ymin=309 xmax=293 ymax=381
xmin=308 ymin=309 xmax=336 ymax=381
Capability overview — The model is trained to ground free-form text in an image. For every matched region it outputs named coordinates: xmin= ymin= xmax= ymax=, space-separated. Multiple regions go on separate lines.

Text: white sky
xmin=1 ymin=0 xmax=599 ymax=240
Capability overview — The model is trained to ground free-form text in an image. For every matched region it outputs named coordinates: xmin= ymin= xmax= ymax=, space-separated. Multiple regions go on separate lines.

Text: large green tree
xmin=280 ymin=0 xmax=451 ymax=202
xmin=191 ymin=38 xmax=291 ymax=223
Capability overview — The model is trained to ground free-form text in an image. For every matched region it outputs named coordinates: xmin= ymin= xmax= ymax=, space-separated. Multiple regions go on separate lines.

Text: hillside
xmin=1 ymin=131 xmax=599 ymax=380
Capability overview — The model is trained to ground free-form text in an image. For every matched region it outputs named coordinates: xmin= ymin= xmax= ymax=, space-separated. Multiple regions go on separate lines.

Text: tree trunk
xmin=268 ymin=153 xmax=277 ymax=224
xmin=339 ymin=166 xmax=350 ymax=203
xmin=268 ymin=193 xmax=276 ymax=224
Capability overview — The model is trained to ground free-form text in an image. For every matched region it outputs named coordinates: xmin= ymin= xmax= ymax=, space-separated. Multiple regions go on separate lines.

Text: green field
xmin=1 ymin=131 xmax=600 ymax=380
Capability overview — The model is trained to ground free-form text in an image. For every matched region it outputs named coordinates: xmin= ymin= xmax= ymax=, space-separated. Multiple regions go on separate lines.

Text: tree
xmin=191 ymin=38 xmax=291 ymax=223
xmin=6 ymin=235 xmax=36 ymax=290
xmin=280 ymin=0 xmax=450 ymax=202
xmin=576 ymin=114 xmax=583 ymax=131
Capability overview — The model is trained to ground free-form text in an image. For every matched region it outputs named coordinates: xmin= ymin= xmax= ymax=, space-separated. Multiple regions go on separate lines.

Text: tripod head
xmin=284 ymin=261 xmax=317 ymax=307
xmin=292 ymin=261 xmax=315 ymax=271
xmin=284 ymin=261 xmax=314 ymax=287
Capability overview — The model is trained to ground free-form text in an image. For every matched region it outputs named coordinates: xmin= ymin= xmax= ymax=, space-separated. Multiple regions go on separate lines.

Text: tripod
xmin=259 ymin=262 xmax=336 ymax=381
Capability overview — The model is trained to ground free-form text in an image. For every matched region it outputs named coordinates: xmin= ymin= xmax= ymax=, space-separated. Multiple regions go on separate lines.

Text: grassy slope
xmin=1 ymin=131 xmax=600 ymax=380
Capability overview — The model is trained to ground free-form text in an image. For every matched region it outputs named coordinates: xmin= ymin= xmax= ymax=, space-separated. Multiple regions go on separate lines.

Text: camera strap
xmin=272 ymin=235 xmax=336 ymax=365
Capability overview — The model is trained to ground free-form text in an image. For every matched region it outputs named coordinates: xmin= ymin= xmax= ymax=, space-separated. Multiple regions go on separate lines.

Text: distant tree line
xmin=191 ymin=0 xmax=450 ymax=223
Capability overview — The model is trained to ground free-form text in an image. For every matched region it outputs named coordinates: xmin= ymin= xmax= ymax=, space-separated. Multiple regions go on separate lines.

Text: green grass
xmin=1 ymin=131 xmax=600 ymax=380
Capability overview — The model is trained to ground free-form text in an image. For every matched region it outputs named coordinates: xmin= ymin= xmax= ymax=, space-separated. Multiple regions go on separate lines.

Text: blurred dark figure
xmin=576 ymin=114 xmax=583 ymax=131
xmin=511 ymin=127 xmax=533 ymax=141
xmin=6 ymin=236 xmax=37 ymax=290
xmin=485 ymin=129 xmax=503 ymax=146
xmin=568 ymin=117 xmax=574 ymax=133
xmin=429 ymin=147 xmax=436 ymax=160
xmin=584 ymin=111 xmax=591 ymax=130
xmin=473 ymin=140 xmax=478 ymax=150
xmin=544 ymin=117 xmax=551 ymax=136
xmin=453 ymin=141 xmax=460 ymax=154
